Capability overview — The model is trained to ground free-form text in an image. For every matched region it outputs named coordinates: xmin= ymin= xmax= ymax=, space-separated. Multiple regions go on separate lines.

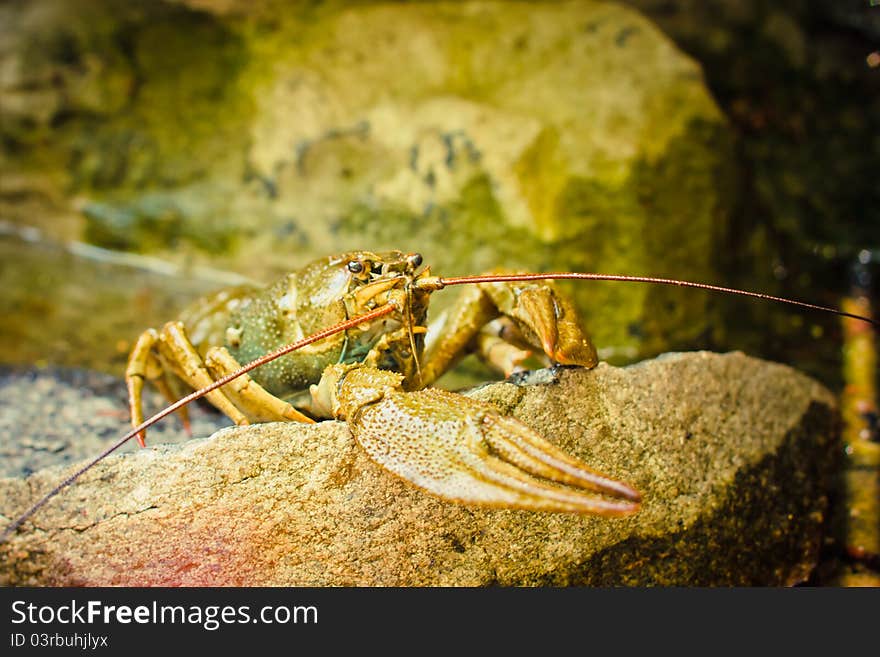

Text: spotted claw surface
xmin=319 ymin=364 xmax=641 ymax=516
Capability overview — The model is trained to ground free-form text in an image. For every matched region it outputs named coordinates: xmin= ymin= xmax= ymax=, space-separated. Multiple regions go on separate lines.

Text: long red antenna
xmin=437 ymin=272 xmax=879 ymax=328
xmin=1 ymin=304 xmax=396 ymax=542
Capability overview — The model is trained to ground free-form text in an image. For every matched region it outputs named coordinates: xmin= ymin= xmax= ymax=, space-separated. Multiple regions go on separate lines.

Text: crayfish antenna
xmin=438 ymin=272 xmax=879 ymax=328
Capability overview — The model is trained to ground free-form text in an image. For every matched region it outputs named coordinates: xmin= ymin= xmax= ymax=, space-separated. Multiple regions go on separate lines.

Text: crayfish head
xmin=341 ymin=252 xmax=433 ymax=335
xmin=331 ymin=251 xmax=433 ymax=386
xmin=339 ymin=251 xmax=427 ymax=309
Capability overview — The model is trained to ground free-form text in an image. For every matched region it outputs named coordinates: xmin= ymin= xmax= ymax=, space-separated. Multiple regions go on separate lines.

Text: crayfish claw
xmin=461 ymin=452 xmax=641 ymax=516
xmin=479 ymin=414 xmax=641 ymax=503
xmin=327 ymin=365 xmax=640 ymax=517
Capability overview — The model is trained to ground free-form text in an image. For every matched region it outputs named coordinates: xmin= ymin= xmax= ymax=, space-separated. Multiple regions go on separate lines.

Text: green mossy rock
xmin=1 ymin=1 xmax=732 ymax=370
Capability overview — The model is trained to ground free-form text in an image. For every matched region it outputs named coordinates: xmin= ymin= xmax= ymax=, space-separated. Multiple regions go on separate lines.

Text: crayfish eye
xmin=347 ymin=260 xmax=364 ymax=274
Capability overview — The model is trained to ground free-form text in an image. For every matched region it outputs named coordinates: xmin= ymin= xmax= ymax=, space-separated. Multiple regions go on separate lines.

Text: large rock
xmin=0 ymin=352 xmax=838 ymax=586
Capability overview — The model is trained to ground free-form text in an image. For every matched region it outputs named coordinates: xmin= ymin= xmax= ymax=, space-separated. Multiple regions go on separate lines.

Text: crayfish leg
xmin=126 ymin=328 xmax=193 ymax=446
xmin=419 ymin=277 xmax=597 ymax=387
xmin=204 ymin=346 xmax=316 ymax=424
xmin=475 ymin=321 xmax=534 ymax=377
xmin=154 ymin=365 xmax=193 ymax=437
xmin=155 ymin=322 xmax=251 ymax=429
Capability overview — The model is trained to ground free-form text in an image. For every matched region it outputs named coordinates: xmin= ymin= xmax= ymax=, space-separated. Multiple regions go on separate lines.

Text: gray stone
xmin=0 ymin=352 xmax=838 ymax=586
xmin=0 ymin=366 xmax=230 ymax=479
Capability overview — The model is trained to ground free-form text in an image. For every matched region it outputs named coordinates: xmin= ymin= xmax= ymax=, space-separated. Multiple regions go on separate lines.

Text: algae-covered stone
xmin=238 ymin=0 xmax=732 ymax=358
xmin=0 ymin=352 xmax=837 ymax=586
xmin=0 ymin=0 xmax=732 ymax=370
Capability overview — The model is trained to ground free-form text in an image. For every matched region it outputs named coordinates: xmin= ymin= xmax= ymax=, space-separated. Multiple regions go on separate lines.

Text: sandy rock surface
xmin=0 ymin=352 xmax=838 ymax=586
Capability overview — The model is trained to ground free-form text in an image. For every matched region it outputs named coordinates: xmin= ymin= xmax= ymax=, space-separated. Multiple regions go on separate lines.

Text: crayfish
xmin=2 ymin=250 xmax=875 ymax=540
